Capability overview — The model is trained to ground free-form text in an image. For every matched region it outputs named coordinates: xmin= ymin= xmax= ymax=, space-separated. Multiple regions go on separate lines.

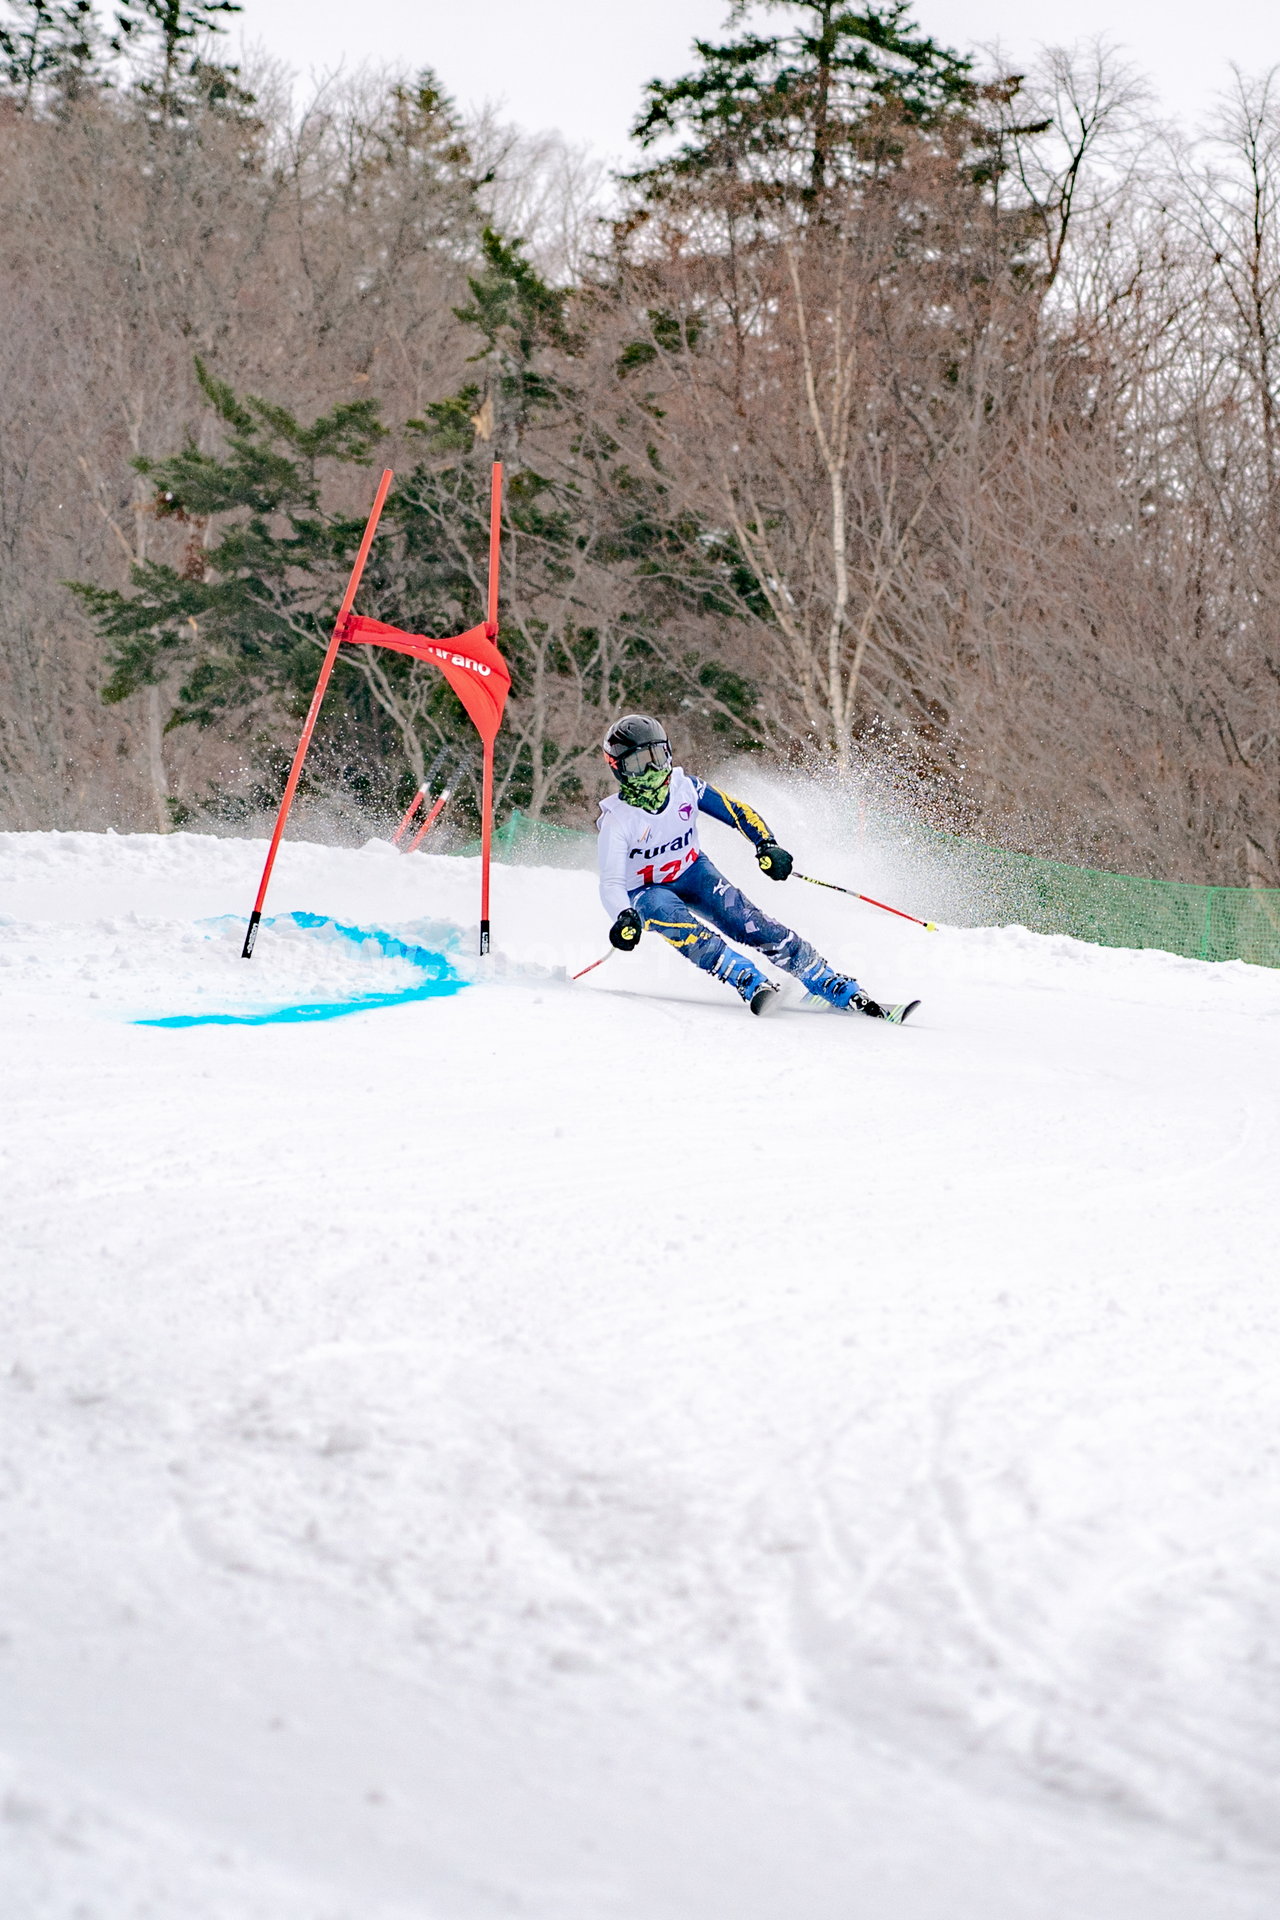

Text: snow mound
xmin=0 ymin=906 xmax=469 ymax=1026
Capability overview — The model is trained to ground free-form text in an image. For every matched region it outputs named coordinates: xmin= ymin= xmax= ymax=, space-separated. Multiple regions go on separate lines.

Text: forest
xmin=3 ymin=0 xmax=1280 ymax=885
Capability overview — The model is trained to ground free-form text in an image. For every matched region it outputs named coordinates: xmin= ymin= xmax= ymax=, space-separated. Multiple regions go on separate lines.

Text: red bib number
xmin=636 ymin=848 xmax=698 ymax=889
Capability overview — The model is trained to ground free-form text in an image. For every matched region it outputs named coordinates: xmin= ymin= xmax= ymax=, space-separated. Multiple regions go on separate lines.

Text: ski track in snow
xmin=2 ymin=827 xmax=1280 ymax=1919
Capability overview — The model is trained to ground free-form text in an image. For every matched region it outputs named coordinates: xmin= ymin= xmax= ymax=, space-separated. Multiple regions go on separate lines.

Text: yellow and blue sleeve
xmin=694 ymin=781 xmax=773 ymax=849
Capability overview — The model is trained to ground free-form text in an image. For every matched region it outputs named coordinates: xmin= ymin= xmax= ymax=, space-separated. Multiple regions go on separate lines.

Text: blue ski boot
xmin=795 ymin=956 xmax=919 ymax=1023
xmin=794 ymin=955 xmax=863 ymax=1010
xmin=716 ymin=951 xmax=779 ymax=1015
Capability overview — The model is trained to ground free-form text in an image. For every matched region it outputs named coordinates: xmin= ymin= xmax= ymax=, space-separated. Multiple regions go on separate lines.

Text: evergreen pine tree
xmin=71 ymin=240 xmax=760 ymax=824
xmin=0 ymin=1 xmax=101 ymax=110
xmin=397 ymin=229 xmax=761 ymax=815
xmin=611 ymin=3 xmax=1048 ymax=769
xmin=69 ymin=362 xmax=387 ymax=734
xmin=629 ymin=0 xmax=972 ymax=206
xmin=110 ymin=0 xmax=243 ymax=125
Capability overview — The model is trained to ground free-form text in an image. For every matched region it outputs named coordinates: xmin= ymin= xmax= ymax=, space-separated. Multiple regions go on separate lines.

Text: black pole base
xmin=242 ymin=910 xmax=261 ymax=959
xmin=479 ymin=918 xmax=490 ymax=956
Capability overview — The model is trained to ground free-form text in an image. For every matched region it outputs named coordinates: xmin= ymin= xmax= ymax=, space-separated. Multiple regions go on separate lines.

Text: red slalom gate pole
xmin=391 ymin=783 xmax=429 ymax=846
xmin=796 ymin=871 xmax=937 ymax=930
xmin=479 ymin=741 xmax=494 ymax=954
xmin=487 ymin=461 xmax=502 ymax=631
xmin=405 ymin=788 xmax=450 ymax=854
xmin=479 ymin=461 xmax=503 ymax=956
xmin=242 ymin=468 xmax=394 ymax=958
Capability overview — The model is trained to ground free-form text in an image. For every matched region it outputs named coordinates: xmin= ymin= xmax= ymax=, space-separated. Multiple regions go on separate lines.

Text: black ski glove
xmin=756 ymin=840 xmax=793 ymax=881
xmin=609 ymin=908 xmax=642 ymax=951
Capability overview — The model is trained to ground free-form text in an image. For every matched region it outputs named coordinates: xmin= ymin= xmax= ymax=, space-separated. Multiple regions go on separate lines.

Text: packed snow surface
xmin=3 ymin=823 xmax=1280 ymax=1920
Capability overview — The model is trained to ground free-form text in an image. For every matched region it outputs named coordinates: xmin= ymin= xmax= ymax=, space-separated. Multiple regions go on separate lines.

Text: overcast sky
xmin=238 ymin=0 xmax=1279 ymax=159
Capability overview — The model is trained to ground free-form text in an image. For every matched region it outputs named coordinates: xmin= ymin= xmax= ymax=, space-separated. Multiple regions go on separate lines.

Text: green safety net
xmin=916 ymin=832 xmax=1280 ymax=968
xmin=456 ymin=807 xmax=1280 ymax=969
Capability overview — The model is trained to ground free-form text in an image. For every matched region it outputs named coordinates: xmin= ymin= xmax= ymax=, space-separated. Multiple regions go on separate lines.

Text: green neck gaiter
xmin=619 ymin=766 xmax=672 ymax=813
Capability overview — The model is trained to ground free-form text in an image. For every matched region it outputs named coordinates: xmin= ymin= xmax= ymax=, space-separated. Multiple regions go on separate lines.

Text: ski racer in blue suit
xmin=597 ymin=713 xmax=911 ymax=1019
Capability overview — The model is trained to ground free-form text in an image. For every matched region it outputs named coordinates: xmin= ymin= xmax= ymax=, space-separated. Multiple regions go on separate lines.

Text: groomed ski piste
xmin=3 ymin=788 xmax=1280 ymax=1920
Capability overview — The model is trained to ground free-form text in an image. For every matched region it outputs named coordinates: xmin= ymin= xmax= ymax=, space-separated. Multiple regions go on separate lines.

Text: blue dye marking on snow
xmin=136 ymin=911 xmax=468 ymax=1028
xmin=137 ymin=980 xmax=464 ymax=1029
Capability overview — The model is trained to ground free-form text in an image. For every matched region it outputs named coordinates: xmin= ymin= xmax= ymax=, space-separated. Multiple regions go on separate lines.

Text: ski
xmin=849 ymin=991 xmax=920 ymax=1023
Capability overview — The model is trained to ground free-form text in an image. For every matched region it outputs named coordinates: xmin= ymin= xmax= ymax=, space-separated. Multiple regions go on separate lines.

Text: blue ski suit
xmin=596 ymin=771 xmax=862 ymax=1007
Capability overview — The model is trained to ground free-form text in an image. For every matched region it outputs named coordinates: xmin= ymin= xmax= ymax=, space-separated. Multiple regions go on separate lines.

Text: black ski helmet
xmin=602 ymin=713 xmax=672 ymax=779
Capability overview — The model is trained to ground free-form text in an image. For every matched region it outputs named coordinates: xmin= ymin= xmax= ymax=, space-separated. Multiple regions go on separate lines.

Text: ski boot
xmin=794 ymin=956 xmax=862 ymax=1010
xmin=793 ymin=956 xmax=920 ymax=1024
xmin=716 ymin=951 xmax=779 ymax=1015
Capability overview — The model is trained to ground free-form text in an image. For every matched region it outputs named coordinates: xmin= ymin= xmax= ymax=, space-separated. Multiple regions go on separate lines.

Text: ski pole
xmin=571 ymin=950 xmax=614 ymax=981
xmin=796 ymin=873 xmax=937 ymax=930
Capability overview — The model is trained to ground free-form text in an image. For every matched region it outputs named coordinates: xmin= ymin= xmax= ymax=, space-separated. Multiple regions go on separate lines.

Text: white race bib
xmin=597 ymin=768 xmax=703 ymax=915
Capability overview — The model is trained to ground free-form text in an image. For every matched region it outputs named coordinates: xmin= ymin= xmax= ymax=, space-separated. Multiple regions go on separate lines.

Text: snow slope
xmin=2 ymin=824 xmax=1280 ymax=1920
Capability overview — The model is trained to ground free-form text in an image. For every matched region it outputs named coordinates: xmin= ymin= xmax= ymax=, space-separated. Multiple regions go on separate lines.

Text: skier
xmin=597 ymin=714 xmax=918 ymax=1020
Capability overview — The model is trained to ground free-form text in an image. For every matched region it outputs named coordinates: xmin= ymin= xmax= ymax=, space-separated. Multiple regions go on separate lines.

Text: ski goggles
xmin=607 ymin=737 xmax=672 ymax=777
